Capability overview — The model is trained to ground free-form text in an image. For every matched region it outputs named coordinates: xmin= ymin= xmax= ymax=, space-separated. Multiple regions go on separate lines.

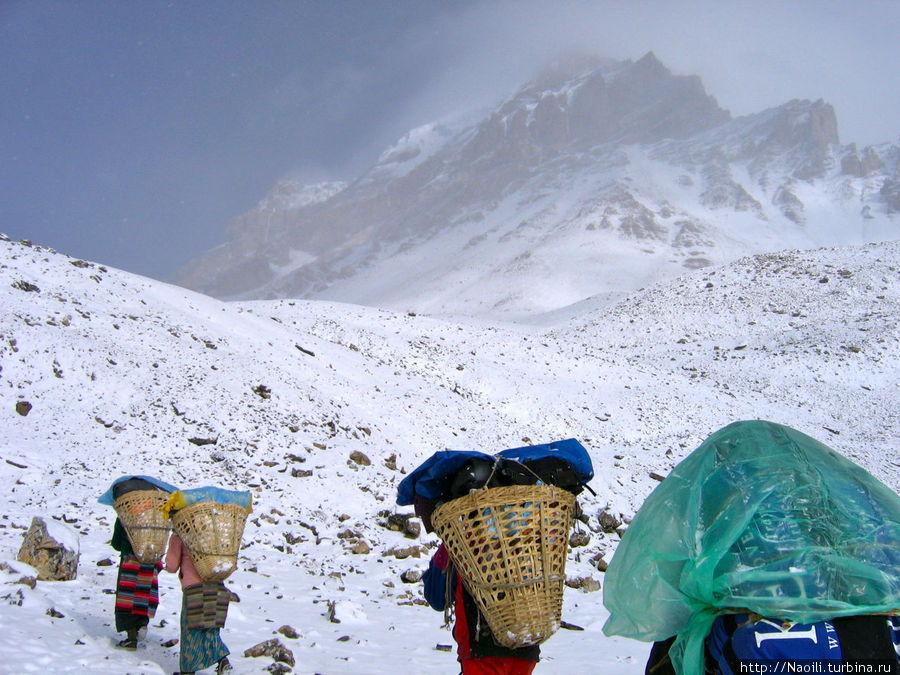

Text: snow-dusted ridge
xmin=173 ymin=53 xmax=900 ymax=314
xmin=1 ymin=234 xmax=898 ymax=673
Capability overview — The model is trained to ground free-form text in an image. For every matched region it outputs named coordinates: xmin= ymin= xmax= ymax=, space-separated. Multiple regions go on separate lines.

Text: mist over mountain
xmin=174 ymin=53 xmax=899 ymax=318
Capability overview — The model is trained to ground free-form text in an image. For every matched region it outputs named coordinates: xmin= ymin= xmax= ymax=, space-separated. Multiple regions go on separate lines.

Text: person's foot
xmin=116 ymin=636 xmax=137 ymax=649
xmin=216 ymin=657 xmax=232 ymax=674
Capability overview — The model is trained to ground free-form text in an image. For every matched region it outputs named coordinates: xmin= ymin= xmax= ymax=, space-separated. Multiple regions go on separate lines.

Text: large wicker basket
xmin=171 ymin=501 xmax=248 ymax=582
xmin=113 ymin=489 xmax=171 ymax=564
xmin=431 ymin=484 xmax=576 ymax=648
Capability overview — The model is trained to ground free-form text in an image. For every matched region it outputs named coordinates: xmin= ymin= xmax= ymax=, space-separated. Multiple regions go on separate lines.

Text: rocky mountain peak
xmin=841 ymin=143 xmax=886 ymax=178
xmin=173 ymin=54 xmax=898 ymax=314
xmin=464 ymin=51 xmax=730 ymax=161
xmin=754 ymin=98 xmax=839 ymax=179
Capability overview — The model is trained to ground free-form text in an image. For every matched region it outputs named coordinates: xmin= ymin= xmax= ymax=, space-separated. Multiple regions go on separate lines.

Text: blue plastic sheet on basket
xmin=602 ymin=420 xmax=900 ymax=675
xmin=98 ymin=475 xmax=179 ymax=505
xmin=396 ymin=437 xmax=593 ymax=506
xmin=178 ymin=486 xmax=252 ymax=509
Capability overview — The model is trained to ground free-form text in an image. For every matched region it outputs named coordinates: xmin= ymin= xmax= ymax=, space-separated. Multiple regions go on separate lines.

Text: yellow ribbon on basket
xmin=162 ymin=491 xmax=187 ymax=520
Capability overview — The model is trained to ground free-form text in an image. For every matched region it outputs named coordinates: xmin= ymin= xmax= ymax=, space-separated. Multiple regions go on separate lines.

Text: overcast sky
xmin=2 ymin=0 xmax=899 ymax=281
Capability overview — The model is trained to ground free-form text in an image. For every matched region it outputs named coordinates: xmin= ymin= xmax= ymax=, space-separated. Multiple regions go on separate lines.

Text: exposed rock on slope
xmin=174 ymin=54 xmax=898 ymax=318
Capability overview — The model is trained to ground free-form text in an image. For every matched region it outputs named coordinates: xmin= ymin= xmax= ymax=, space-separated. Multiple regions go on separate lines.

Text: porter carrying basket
xmin=171 ymin=500 xmax=249 ymax=582
xmin=431 ymin=483 xmax=576 ymax=648
xmin=113 ymin=489 xmax=171 ymax=564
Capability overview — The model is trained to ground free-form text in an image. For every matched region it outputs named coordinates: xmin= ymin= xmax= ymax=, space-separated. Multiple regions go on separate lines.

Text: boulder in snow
xmin=16 ymin=517 xmax=79 ymax=581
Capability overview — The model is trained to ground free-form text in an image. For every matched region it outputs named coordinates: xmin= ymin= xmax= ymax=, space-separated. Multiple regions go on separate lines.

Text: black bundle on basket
xmin=112 ymin=478 xmax=172 ymax=565
xmin=431 ymin=459 xmax=578 ymax=648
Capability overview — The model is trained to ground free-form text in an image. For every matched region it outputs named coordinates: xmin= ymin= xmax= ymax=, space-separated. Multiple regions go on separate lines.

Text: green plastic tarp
xmin=602 ymin=420 xmax=900 ymax=675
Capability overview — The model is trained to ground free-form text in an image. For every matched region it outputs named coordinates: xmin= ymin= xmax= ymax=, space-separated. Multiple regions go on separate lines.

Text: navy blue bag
xmin=706 ymin=613 xmax=900 ymax=675
xmin=396 ymin=438 xmax=594 ymax=506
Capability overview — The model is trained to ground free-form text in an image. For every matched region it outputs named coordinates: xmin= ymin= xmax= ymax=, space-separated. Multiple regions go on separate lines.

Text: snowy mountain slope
xmin=174 ymin=54 xmax=900 ymax=319
xmin=558 ymin=242 xmax=900 ymax=492
xmin=1 ymin=234 xmax=899 ymax=673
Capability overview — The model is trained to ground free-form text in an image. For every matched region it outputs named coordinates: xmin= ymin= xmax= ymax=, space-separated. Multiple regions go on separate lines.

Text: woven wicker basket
xmin=113 ymin=489 xmax=171 ymax=564
xmin=171 ymin=501 xmax=248 ymax=582
xmin=431 ymin=484 xmax=575 ymax=648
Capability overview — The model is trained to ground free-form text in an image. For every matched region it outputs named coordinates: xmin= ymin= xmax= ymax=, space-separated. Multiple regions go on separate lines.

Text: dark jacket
xmin=111 ymin=518 xmax=134 ymax=557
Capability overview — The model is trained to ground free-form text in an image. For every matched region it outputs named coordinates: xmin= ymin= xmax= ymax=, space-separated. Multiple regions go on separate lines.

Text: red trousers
xmin=460 ymin=656 xmax=537 ymax=675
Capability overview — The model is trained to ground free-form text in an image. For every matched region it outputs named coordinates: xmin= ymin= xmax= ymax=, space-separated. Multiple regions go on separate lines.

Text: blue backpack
xmin=706 ymin=613 xmax=900 ymax=674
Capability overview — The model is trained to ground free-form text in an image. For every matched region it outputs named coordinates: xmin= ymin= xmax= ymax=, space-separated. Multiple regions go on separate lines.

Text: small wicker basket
xmin=171 ymin=501 xmax=248 ymax=582
xmin=113 ymin=489 xmax=171 ymax=564
xmin=431 ymin=484 xmax=575 ymax=648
